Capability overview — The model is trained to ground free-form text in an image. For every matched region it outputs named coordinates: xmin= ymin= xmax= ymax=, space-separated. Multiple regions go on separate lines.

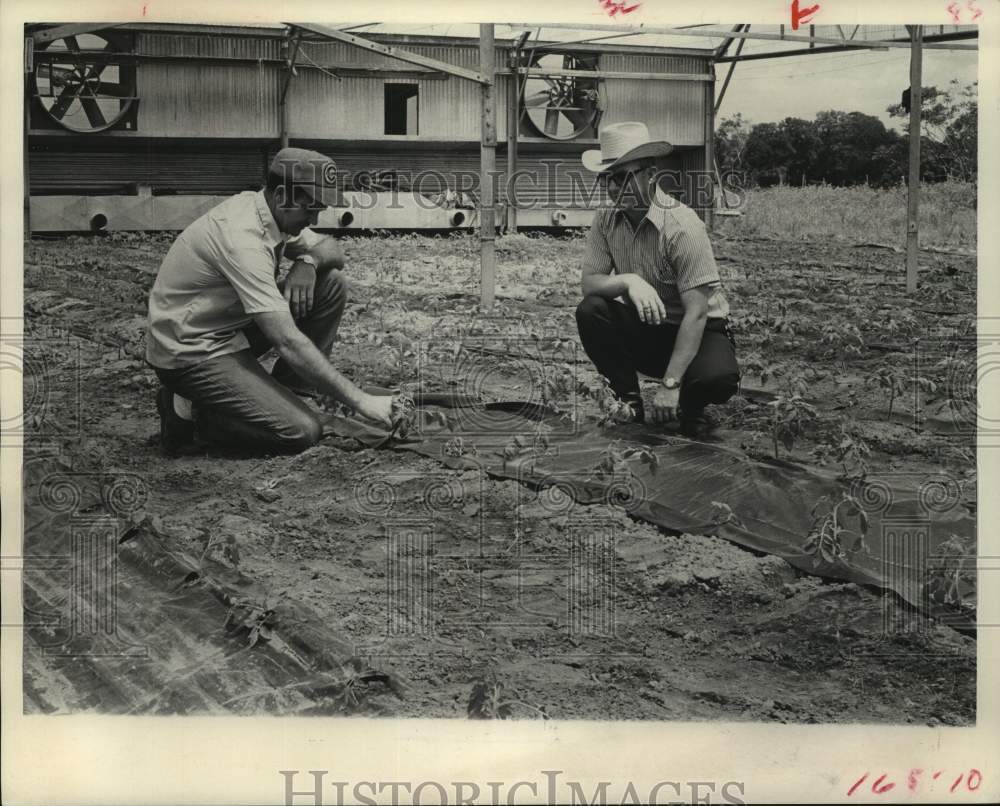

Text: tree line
xmin=715 ymin=80 xmax=976 ymax=189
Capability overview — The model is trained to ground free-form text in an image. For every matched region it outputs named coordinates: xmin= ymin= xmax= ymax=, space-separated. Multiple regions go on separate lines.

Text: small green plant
xmin=467 ymin=674 xmax=547 ymax=720
xmin=224 ymin=591 xmax=286 ymax=648
xmin=581 ymin=376 xmax=637 ymax=425
xmin=590 ymin=440 xmax=659 ymax=480
xmin=802 ymin=492 xmax=870 ymax=566
xmin=819 ymin=322 xmax=865 ymax=361
xmin=767 ymin=393 xmax=818 ymax=458
xmin=811 ymin=422 xmax=871 ymax=480
xmin=498 ymin=428 xmax=554 ymax=471
xmin=739 ymin=352 xmax=785 ymax=387
xmin=708 ymin=500 xmax=745 ymax=529
xmin=199 ymin=531 xmax=240 ymax=570
xmin=866 ymin=361 xmax=937 ymax=420
xmin=538 ymin=362 xmax=577 ymax=414
xmin=923 ymin=533 xmax=976 ymax=612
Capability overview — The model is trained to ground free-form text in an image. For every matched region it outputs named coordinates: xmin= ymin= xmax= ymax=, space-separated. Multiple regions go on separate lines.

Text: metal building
xmin=25 ymin=23 xmax=716 ymax=233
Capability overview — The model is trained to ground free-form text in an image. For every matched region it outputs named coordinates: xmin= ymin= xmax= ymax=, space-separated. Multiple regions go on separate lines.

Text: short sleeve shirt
xmin=146 ymin=191 xmax=291 ymax=369
xmin=581 ymin=189 xmax=730 ymax=325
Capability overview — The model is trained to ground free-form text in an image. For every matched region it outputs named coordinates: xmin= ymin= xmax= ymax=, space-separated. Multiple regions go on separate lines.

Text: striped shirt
xmin=581 ymin=188 xmax=730 ymax=324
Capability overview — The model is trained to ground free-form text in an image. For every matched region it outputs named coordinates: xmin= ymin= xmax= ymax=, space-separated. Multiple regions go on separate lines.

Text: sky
xmin=715 ymin=39 xmax=979 ymax=132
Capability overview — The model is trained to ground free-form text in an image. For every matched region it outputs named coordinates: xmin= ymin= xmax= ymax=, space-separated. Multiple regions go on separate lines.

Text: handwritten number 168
xmin=848 ymin=768 xmax=982 ymax=795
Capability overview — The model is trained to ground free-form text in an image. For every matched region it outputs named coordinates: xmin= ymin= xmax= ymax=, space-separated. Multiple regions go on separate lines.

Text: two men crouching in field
xmin=146 ymin=126 xmax=738 ymax=457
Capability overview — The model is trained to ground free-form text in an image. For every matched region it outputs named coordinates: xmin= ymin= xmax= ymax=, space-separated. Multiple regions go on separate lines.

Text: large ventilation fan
xmin=32 ymin=29 xmax=138 ymax=133
xmin=519 ymin=51 xmax=602 ymax=141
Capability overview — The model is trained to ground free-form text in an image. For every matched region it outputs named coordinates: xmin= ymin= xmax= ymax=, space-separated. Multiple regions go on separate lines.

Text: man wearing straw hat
xmin=146 ymin=147 xmax=396 ymax=455
xmin=576 ymin=122 xmax=740 ymax=437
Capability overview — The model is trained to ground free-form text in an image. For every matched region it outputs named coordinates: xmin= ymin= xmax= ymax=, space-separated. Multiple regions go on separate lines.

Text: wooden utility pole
xmin=479 ymin=24 xmax=497 ymax=310
xmin=906 ymin=25 xmax=923 ymax=292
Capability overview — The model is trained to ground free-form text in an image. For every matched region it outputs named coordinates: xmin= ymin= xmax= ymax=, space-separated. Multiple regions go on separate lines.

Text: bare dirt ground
xmin=21 ymin=229 xmax=976 ymax=721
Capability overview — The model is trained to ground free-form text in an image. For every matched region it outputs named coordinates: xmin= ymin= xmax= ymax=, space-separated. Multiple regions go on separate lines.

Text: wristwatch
xmin=295 ymin=254 xmax=318 ymax=269
xmin=662 ymin=376 xmax=680 ymax=390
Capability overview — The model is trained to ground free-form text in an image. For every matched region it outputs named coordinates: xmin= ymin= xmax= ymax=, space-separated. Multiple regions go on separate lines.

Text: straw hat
xmin=582 ymin=121 xmax=673 ymax=174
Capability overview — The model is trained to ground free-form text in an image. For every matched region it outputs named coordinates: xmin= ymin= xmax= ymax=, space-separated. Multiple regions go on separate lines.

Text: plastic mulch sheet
xmin=327 ymin=397 xmax=977 ymax=633
xmin=21 ymin=450 xmax=404 ymax=714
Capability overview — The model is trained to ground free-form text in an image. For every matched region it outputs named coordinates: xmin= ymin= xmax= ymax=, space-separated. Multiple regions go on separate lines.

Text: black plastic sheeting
xmin=21 ymin=449 xmax=405 ymax=714
xmin=327 ymin=396 xmax=977 ymax=633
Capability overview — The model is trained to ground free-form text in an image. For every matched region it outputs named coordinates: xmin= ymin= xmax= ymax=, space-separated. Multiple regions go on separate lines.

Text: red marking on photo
xmin=907 ymin=769 xmax=923 ymax=792
xmin=847 ymin=773 xmax=868 ymax=796
xmin=600 ymin=0 xmax=642 ymax=17
xmin=967 ymin=769 xmax=982 ymax=791
xmin=872 ymin=773 xmax=895 ymax=794
xmin=791 ymin=0 xmax=820 ymax=30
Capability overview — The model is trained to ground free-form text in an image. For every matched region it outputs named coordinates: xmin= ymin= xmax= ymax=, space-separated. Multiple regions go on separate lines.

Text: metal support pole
xmin=24 ymin=36 xmax=33 ymax=239
xmin=506 ymin=50 xmax=519 ymax=233
xmin=24 ymin=73 xmax=32 ymax=240
xmin=479 ymin=24 xmax=497 ymax=310
xmin=703 ymin=63 xmax=716 ymax=229
xmin=279 ymin=30 xmax=302 ymax=149
xmin=906 ymin=25 xmax=923 ymax=292
xmin=714 ymin=31 xmax=746 ymax=114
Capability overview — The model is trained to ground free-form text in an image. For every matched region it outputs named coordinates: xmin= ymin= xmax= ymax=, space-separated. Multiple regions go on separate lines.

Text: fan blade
xmin=65 ymin=36 xmax=81 ymax=53
xmin=49 ymin=83 xmax=80 ymax=119
xmin=524 ymin=90 xmax=552 ymax=106
xmin=544 ymin=108 xmax=560 ymax=136
xmin=96 ymin=81 xmax=129 ymax=97
xmin=80 ymin=97 xmax=107 ymax=128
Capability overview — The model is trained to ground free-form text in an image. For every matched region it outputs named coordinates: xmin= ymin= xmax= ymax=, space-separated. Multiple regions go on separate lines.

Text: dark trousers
xmin=575 ymin=295 xmax=740 ymax=417
xmin=153 ymin=269 xmax=347 ymax=454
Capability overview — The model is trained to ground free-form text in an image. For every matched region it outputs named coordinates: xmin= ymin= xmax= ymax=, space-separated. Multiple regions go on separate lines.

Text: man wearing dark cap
xmin=146 ymin=147 xmax=395 ymax=454
xmin=576 ymin=122 xmax=740 ymax=436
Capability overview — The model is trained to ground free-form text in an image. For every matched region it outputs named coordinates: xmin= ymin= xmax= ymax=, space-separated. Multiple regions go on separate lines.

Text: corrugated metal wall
xmin=286 ymin=41 xmax=510 ymax=140
xmin=124 ymin=32 xmax=706 ymax=144
xmin=599 ymin=54 xmax=708 ymax=146
xmin=135 ymin=32 xmax=282 ymax=137
xmin=29 ymin=142 xmax=268 ymax=194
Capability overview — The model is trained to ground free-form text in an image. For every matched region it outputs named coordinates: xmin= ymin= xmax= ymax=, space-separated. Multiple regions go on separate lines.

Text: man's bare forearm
xmin=582 ymin=272 xmax=635 ymax=298
xmin=664 ymin=312 xmax=707 ymax=382
xmin=276 ymin=332 xmax=367 ymax=409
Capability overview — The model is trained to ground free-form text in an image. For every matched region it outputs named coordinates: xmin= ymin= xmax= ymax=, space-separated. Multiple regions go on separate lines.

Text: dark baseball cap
xmin=268 ymin=147 xmax=342 ymax=208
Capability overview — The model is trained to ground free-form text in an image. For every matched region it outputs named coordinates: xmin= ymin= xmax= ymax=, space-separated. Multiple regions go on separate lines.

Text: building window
xmin=384 ymin=83 xmax=419 ymax=135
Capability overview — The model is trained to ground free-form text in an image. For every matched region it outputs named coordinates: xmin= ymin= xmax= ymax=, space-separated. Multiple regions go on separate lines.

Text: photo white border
xmin=2 ymin=1 xmax=997 ymax=803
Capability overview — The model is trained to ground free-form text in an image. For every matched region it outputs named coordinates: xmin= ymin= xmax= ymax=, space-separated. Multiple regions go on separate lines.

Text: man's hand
xmin=650 ymin=385 xmax=680 ymax=423
xmin=355 ymin=393 xmax=395 ymax=428
xmin=284 ymin=260 xmax=317 ymax=320
xmin=624 ymin=275 xmax=667 ymax=325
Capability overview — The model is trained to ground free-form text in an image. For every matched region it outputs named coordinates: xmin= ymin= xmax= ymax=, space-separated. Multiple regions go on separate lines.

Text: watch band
xmin=662 ymin=376 xmax=680 ymax=390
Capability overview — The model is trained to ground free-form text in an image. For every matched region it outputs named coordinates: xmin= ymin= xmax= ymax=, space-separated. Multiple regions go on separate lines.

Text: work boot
xmin=678 ymin=409 xmax=720 ymax=440
xmin=155 ymin=386 xmax=196 ymax=456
